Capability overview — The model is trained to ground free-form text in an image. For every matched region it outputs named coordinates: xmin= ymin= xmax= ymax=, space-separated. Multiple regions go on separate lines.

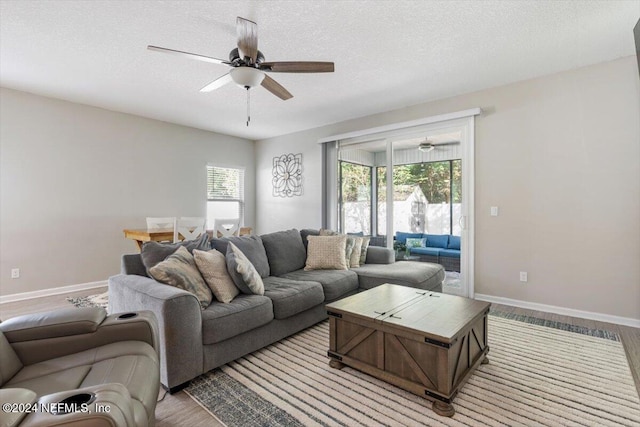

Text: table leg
xmin=329 ymin=359 xmax=345 ymax=370
xmin=432 ymin=400 xmax=455 ymax=417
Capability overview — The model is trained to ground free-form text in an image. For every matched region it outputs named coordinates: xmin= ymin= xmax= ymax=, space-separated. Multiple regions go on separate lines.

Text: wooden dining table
xmin=123 ymin=227 xmax=253 ymax=251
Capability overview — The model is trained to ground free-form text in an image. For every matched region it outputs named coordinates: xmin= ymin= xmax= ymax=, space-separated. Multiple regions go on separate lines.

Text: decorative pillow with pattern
xmin=406 ymin=237 xmax=427 ymax=248
xmin=305 ymin=235 xmax=348 ymax=271
xmin=359 ymin=236 xmax=371 ymax=265
xmin=193 ymin=249 xmax=240 ymax=303
xmin=149 ymin=246 xmax=212 ymax=309
xmin=349 ymin=237 xmax=364 ymax=268
xmin=226 ymin=242 xmax=264 ymax=295
xmin=320 ymin=229 xmax=357 ymax=267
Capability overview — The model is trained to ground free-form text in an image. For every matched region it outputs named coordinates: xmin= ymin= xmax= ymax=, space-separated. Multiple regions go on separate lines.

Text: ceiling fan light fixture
xmin=418 ymin=143 xmax=435 ymax=153
xmin=230 ymin=67 xmax=265 ymax=89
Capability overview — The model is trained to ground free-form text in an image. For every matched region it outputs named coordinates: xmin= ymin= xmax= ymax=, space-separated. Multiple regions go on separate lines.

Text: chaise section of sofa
xmin=108 ymin=227 xmax=445 ymax=392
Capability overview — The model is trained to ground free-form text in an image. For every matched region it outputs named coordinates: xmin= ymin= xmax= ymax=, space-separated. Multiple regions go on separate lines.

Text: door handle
xmin=459 ymin=215 xmax=466 ymax=230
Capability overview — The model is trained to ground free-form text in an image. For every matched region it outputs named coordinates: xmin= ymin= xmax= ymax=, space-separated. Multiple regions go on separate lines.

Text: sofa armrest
xmin=17 ymin=383 xmax=137 ymax=427
xmin=365 ymin=246 xmax=395 ymax=264
xmin=0 ymin=388 xmax=37 ymax=427
xmin=108 ymin=274 xmax=203 ymax=390
xmin=0 ymin=307 xmax=107 ymax=342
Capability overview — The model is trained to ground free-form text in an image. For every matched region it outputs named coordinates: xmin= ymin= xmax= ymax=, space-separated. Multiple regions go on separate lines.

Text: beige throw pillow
xmin=149 ymin=246 xmax=212 ymax=309
xmin=320 ymin=229 xmax=357 ymax=267
xmin=359 ymin=236 xmax=371 ymax=265
xmin=349 ymin=237 xmax=363 ymax=268
xmin=193 ymin=249 xmax=240 ymax=303
xmin=305 ymin=235 xmax=348 ymax=271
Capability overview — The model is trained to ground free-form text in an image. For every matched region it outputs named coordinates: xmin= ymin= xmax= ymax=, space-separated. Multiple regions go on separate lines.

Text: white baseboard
xmin=0 ymin=280 xmax=108 ymax=304
xmin=475 ymin=293 xmax=640 ymax=329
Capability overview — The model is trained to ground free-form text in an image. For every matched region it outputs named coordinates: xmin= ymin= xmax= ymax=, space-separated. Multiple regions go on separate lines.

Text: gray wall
xmin=255 ymin=56 xmax=640 ymax=320
xmin=0 ymin=87 xmax=255 ymax=296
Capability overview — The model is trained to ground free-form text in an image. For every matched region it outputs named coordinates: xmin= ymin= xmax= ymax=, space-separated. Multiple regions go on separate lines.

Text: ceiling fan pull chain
xmin=246 ymin=87 xmax=250 ymax=127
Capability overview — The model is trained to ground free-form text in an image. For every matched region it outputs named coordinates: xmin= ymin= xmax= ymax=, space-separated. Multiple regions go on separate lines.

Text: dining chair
xmin=174 ymin=217 xmax=206 ymax=242
xmin=214 ymin=218 xmax=240 ymax=237
xmin=146 ymin=217 xmax=176 ymax=230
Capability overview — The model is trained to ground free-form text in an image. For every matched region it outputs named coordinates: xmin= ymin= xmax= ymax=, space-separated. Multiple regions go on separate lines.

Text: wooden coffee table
xmin=326 ymin=284 xmax=491 ymax=417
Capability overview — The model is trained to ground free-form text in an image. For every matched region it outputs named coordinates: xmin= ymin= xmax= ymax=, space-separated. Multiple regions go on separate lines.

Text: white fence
xmin=343 ymin=201 xmax=461 ymax=236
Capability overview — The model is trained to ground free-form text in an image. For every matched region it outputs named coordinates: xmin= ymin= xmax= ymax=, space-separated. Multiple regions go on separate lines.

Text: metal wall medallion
xmin=272 ymin=153 xmax=303 ymax=197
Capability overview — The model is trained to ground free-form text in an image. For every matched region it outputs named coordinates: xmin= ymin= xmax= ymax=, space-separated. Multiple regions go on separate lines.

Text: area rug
xmin=184 ymin=317 xmax=640 ymax=427
xmin=66 ymin=291 xmax=109 ymax=309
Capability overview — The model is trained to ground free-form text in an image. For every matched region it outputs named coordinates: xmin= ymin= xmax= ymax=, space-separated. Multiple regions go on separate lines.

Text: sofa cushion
xmin=300 ymin=229 xmax=319 ymax=250
xmin=260 ymin=229 xmax=307 ymax=276
xmin=448 ymin=235 xmax=461 ymax=250
xmin=149 ymin=247 xmax=212 ymax=309
xmin=439 ymin=249 xmax=461 ymax=259
xmin=280 ymin=269 xmax=359 ymax=302
xmin=409 ymin=247 xmax=441 ymax=257
xmin=193 ymin=249 xmax=240 ymax=303
xmin=211 ymin=235 xmax=270 ymax=278
xmin=262 ymin=277 xmax=325 ymax=320
xmin=305 ymin=235 xmax=348 ymax=271
xmin=201 ymin=295 xmax=273 ymax=344
xmin=425 ymin=234 xmax=449 ymax=248
xmin=140 ymin=234 xmax=210 ymax=273
xmin=353 ymin=261 xmax=444 ymax=292
xmin=226 ymin=243 xmax=264 ymax=295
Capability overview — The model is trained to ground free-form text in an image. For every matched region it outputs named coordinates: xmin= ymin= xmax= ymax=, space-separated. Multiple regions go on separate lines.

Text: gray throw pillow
xmin=300 ymin=229 xmax=320 ymax=250
xmin=149 ymin=246 xmax=212 ymax=309
xmin=211 ymin=235 xmax=270 ymax=278
xmin=140 ymin=234 xmax=210 ymax=274
xmin=226 ymin=243 xmax=264 ymax=295
xmin=260 ymin=229 xmax=307 ymax=276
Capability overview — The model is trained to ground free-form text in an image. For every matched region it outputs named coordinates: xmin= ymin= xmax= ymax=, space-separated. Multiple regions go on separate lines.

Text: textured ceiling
xmin=1 ymin=1 xmax=638 ymax=140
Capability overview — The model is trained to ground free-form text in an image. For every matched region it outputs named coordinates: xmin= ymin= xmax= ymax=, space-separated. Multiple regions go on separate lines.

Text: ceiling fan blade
xmin=260 ymin=61 xmax=334 ymax=73
xmin=236 ymin=17 xmax=258 ymax=64
xmin=200 ymin=73 xmax=233 ymax=92
xmin=261 ymin=75 xmax=293 ymax=100
xmin=433 ymin=141 xmax=460 ymax=147
xmin=148 ymin=45 xmax=231 ymax=66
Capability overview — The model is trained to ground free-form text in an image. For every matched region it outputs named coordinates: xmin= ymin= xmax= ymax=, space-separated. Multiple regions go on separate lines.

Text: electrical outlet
xmin=490 ymin=206 xmax=499 ymax=216
xmin=519 ymin=271 xmax=528 ymax=282
xmin=11 ymin=268 xmax=20 ymax=279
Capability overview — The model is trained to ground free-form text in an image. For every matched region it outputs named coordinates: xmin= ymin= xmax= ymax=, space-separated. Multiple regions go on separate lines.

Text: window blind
xmin=207 ymin=166 xmax=244 ymax=202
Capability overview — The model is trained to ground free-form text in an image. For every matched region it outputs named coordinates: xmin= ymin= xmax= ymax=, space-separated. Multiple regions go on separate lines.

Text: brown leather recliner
xmin=0 ymin=307 xmax=160 ymax=427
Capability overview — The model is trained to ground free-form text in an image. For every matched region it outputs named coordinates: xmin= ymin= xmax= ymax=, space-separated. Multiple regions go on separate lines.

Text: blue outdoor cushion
xmin=439 ymin=249 xmax=461 ymax=259
xmin=409 ymin=247 xmax=441 ymax=257
xmin=396 ymin=232 xmax=423 ymax=244
xmin=448 ymin=235 xmax=461 ymax=250
xmin=425 ymin=234 xmax=449 ymax=249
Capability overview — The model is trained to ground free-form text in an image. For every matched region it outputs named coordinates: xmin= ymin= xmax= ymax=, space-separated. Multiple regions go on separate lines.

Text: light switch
xmin=490 ymin=206 xmax=499 ymax=216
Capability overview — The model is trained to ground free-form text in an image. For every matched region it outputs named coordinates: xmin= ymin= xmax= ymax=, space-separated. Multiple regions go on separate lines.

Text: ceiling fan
xmin=148 ymin=16 xmax=335 ymax=125
xmin=418 ymin=140 xmax=460 ymax=153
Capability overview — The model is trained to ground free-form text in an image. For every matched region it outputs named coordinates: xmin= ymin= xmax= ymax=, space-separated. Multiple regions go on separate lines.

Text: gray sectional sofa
xmin=108 ymin=228 xmax=444 ymax=392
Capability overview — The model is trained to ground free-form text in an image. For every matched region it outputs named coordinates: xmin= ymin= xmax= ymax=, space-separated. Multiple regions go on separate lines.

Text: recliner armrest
xmin=0 ymin=307 xmax=107 ymax=342
xmin=4 ymin=309 xmax=159 ymax=366
xmin=17 ymin=383 xmax=137 ymax=427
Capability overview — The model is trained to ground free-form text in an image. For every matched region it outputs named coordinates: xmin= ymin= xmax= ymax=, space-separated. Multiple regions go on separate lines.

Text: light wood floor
xmin=1 ymin=287 xmax=638 ymax=427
